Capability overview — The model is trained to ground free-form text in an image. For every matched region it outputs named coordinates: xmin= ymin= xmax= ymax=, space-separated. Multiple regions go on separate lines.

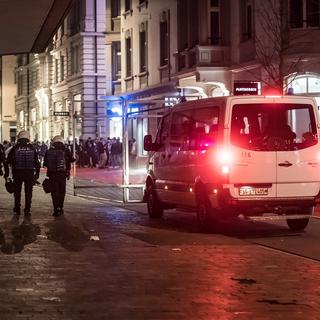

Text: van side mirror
xmin=144 ymin=134 xmax=155 ymax=151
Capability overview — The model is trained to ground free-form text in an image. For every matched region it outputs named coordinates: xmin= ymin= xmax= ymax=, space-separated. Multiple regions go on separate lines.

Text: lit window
xmin=19 ymin=110 xmax=24 ymax=126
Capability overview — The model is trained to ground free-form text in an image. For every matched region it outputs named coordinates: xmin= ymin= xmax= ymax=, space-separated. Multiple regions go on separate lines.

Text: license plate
xmin=239 ymin=187 xmax=268 ymax=196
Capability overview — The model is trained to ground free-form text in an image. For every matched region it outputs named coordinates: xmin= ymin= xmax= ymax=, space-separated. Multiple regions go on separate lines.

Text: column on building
xmin=81 ymin=0 xmax=107 ymax=140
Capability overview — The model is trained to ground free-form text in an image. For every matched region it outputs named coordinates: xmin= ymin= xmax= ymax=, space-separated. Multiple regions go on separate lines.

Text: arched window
xmin=287 ymin=73 xmax=320 ymax=107
xmin=287 ymin=73 xmax=320 ymax=95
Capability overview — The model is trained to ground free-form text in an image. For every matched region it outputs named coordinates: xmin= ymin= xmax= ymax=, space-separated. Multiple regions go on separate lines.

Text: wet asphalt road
xmin=98 ymin=199 xmax=320 ymax=263
xmin=1 ymin=183 xmax=320 ymax=319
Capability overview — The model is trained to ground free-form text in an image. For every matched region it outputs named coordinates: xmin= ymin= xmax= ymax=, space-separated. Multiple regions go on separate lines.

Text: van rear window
xmin=231 ymin=103 xmax=318 ymax=151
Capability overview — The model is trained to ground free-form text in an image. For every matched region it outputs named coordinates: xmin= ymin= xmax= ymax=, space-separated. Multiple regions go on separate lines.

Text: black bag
xmin=42 ymin=178 xmax=52 ymax=193
xmin=5 ymin=178 xmax=14 ymax=194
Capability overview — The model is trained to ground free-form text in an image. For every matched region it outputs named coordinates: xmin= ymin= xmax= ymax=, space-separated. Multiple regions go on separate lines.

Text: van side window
xmin=171 ymin=107 xmax=219 ymax=150
xmin=189 ymin=107 xmax=219 ymax=149
xmin=170 ymin=110 xmax=193 ymax=149
xmin=157 ymin=114 xmax=171 ymax=145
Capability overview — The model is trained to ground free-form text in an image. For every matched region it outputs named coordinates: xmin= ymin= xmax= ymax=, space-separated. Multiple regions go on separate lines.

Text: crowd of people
xmin=1 ymin=136 xmax=137 ymax=170
xmin=0 ymin=133 xmax=138 ymax=218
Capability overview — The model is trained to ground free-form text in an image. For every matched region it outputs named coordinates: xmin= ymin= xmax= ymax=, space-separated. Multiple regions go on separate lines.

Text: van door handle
xmin=278 ymin=161 xmax=293 ymax=167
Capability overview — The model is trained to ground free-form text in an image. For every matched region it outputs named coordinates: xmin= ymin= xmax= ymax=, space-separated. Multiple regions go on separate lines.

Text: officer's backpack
xmin=14 ymin=145 xmax=35 ymax=170
xmin=46 ymin=148 xmax=66 ymax=172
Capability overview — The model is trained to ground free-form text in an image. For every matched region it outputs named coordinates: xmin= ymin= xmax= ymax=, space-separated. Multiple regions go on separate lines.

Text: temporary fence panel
xmin=69 ymin=98 xmax=166 ymax=203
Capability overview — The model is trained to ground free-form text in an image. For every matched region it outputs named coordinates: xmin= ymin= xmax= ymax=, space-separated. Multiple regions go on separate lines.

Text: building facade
xmin=11 ymin=0 xmax=320 ymax=146
xmin=0 ymin=56 xmax=16 ymax=142
xmin=15 ymin=0 xmax=107 ymax=142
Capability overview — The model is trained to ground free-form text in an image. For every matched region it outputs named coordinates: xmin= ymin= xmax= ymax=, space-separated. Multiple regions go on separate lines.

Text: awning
xmin=0 ymin=0 xmax=74 ymax=55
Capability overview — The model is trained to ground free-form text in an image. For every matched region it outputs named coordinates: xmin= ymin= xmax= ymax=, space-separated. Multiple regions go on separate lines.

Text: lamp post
xmin=122 ymin=98 xmax=129 ymax=203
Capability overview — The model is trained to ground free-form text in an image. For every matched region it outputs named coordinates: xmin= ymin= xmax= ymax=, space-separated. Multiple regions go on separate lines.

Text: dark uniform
xmin=43 ymin=141 xmax=73 ymax=216
xmin=5 ymin=139 xmax=40 ymax=215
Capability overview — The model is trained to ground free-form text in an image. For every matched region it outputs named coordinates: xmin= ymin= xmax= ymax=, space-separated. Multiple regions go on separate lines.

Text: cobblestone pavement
xmin=0 ymin=182 xmax=320 ymax=319
xmin=41 ymin=166 xmax=145 ymax=202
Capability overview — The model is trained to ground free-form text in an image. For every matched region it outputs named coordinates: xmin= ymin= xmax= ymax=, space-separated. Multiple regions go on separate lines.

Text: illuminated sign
xmin=53 ymin=111 xmax=70 ymax=116
xmin=164 ymin=96 xmax=180 ymax=107
xmin=234 ymin=82 xmax=259 ymax=95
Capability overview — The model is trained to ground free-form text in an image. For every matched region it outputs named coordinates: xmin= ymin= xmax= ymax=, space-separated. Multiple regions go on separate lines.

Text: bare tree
xmin=247 ymin=0 xmax=315 ymax=92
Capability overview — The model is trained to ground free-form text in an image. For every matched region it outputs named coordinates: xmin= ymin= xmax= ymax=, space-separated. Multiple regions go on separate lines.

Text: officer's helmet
xmin=17 ymin=130 xmax=30 ymax=141
xmin=52 ymin=135 xmax=64 ymax=144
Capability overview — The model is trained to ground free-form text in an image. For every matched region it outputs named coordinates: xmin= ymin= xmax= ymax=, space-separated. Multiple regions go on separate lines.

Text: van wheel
xmin=286 ymin=206 xmax=313 ymax=231
xmin=196 ymin=194 xmax=218 ymax=231
xmin=286 ymin=218 xmax=310 ymax=231
xmin=146 ymin=184 xmax=164 ymax=218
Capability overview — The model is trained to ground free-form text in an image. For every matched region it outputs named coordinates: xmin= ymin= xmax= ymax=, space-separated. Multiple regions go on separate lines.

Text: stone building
xmin=0 ymin=56 xmax=16 ymax=142
xmin=15 ymin=0 xmax=107 ymax=142
xmin=11 ymin=0 xmax=320 ymax=144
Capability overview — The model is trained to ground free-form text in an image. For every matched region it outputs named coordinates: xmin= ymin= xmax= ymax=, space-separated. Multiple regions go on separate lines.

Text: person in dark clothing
xmin=76 ymin=139 xmax=86 ymax=167
xmin=4 ymin=130 xmax=40 ymax=216
xmin=0 ymin=143 xmax=5 ymax=177
xmin=97 ymin=138 xmax=105 ymax=168
xmin=39 ymin=142 xmax=48 ymax=166
xmin=85 ymin=137 xmax=96 ymax=168
xmin=43 ymin=135 xmax=74 ymax=217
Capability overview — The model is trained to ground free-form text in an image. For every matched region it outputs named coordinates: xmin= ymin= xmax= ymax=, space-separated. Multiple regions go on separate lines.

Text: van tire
xmin=196 ymin=193 xmax=217 ymax=231
xmin=146 ymin=184 xmax=164 ymax=218
xmin=286 ymin=218 xmax=310 ymax=231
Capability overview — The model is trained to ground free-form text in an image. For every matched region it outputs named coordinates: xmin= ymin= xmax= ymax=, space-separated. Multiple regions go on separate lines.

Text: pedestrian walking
xmin=129 ymin=138 xmax=137 ymax=168
xmin=97 ymin=138 xmax=106 ymax=168
xmin=105 ymin=137 xmax=111 ymax=167
xmin=4 ymin=130 xmax=40 ymax=216
xmin=85 ymin=137 xmax=96 ymax=168
xmin=114 ymin=137 xmax=122 ymax=168
xmin=76 ymin=139 xmax=86 ymax=167
xmin=43 ymin=135 xmax=74 ymax=216
xmin=39 ymin=141 xmax=48 ymax=166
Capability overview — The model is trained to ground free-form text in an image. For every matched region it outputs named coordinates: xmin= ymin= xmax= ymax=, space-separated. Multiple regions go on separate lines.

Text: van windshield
xmin=230 ymin=103 xmax=318 ymax=151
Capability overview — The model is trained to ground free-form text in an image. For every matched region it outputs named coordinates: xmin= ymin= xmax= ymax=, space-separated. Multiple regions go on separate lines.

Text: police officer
xmin=43 ymin=135 xmax=73 ymax=216
xmin=5 ymin=130 xmax=40 ymax=216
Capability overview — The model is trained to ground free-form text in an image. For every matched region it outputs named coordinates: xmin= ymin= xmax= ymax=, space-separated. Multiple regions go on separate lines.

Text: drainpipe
xmin=168 ymin=9 xmax=171 ymax=81
xmin=94 ymin=0 xmax=98 ymax=138
xmin=27 ymin=55 xmax=30 ymax=131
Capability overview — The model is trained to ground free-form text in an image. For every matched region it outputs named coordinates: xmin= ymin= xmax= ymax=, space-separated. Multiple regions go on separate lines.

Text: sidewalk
xmin=66 ymin=166 xmax=320 ymax=217
xmin=72 ymin=166 xmax=146 ymax=185
xmin=69 ymin=166 xmax=146 ymax=202
xmin=0 ymin=182 xmax=320 ymax=319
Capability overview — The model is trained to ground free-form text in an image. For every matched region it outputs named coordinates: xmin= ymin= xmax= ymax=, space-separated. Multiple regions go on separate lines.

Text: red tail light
xmin=215 ymin=149 xmax=233 ymax=177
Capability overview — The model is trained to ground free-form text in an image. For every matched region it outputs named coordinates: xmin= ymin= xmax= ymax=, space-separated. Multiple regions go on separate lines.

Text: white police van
xmin=144 ymin=95 xmax=320 ymax=231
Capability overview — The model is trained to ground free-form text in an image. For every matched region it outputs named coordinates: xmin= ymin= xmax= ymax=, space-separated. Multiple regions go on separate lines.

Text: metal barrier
xmin=69 ymin=98 xmax=165 ymax=203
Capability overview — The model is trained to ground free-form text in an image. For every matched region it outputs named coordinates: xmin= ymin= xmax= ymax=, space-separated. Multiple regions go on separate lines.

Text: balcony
xmin=112 ymin=80 xmax=121 ymax=95
xmin=124 ymin=76 xmax=134 ymax=92
xmin=174 ymin=45 xmax=230 ymax=73
xmin=138 ymin=71 xmax=148 ymax=88
xmin=159 ymin=64 xmax=170 ymax=83
xmin=111 ymin=16 xmax=121 ymax=33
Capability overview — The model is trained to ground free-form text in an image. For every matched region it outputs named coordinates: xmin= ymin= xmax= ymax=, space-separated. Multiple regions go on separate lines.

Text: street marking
xmin=42 ymin=297 xmax=61 ymax=302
